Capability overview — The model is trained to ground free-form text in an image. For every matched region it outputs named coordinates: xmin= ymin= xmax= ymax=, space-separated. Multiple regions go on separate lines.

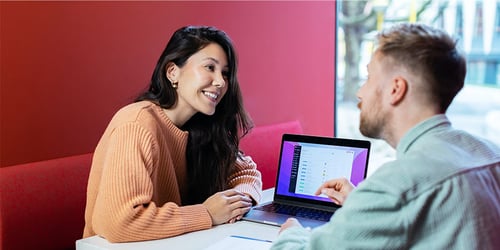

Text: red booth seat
xmin=0 ymin=120 xmax=302 ymax=249
xmin=0 ymin=153 xmax=93 ymax=250
xmin=240 ymin=120 xmax=303 ymax=189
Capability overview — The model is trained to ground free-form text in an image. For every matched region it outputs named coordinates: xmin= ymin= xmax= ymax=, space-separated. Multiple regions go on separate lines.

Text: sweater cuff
xmin=178 ymin=204 xmax=212 ymax=231
xmin=234 ymin=183 xmax=262 ymax=204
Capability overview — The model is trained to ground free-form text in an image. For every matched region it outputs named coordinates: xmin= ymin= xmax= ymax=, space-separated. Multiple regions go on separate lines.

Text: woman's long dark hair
xmin=136 ymin=26 xmax=253 ymax=205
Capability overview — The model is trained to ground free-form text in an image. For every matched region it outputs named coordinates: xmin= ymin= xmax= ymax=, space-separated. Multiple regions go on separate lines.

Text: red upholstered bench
xmin=0 ymin=153 xmax=93 ymax=250
xmin=240 ymin=120 xmax=303 ymax=189
xmin=0 ymin=121 xmax=302 ymax=249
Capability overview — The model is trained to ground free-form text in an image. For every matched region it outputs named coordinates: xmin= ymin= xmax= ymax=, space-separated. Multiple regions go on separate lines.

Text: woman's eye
xmin=205 ymin=65 xmax=215 ymax=71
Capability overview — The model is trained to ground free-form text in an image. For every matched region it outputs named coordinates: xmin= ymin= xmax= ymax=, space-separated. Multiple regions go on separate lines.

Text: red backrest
xmin=239 ymin=120 xmax=303 ymax=190
xmin=0 ymin=153 xmax=92 ymax=250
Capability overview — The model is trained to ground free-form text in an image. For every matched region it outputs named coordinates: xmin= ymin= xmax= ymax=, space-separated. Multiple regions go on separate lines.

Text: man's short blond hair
xmin=376 ymin=23 xmax=466 ymax=112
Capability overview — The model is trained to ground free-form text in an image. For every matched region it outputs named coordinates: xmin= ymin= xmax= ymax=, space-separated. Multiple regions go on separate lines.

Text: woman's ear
xmin=389 ymin=76 xmax=408 ymax=105
xmin=166 ymin=62 xmax=179 ymax=83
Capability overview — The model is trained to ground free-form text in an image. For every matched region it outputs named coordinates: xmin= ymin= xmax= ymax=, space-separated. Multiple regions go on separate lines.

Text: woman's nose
xmin=213 ymin=75 xmax=226 ymax=88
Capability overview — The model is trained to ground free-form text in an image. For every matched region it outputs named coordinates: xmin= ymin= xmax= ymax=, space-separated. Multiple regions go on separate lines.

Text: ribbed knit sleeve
xmin=91 ymin=123 xmax=212 ymax=243
xmin=228 ymin=154 xmax=263 ymax=203
xmin=83 ymin=102 xmax=213 ymax=243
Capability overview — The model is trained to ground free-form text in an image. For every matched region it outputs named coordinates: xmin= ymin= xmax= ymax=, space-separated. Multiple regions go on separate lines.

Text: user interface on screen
xmin=275 ymin=140 xmax=369 ymax=203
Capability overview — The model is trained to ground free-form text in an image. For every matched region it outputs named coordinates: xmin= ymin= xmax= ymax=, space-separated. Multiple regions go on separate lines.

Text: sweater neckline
xmin=149 ymin=101 xmax=189 ymax=137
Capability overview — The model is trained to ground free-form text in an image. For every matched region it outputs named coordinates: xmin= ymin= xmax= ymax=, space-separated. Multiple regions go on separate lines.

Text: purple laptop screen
xmin=275 ymin=140 xmax=370 ymax=203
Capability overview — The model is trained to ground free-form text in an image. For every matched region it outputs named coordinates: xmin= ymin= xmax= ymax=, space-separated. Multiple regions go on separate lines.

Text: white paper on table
xmin=204 ymin=235 xmax=272 ymax=250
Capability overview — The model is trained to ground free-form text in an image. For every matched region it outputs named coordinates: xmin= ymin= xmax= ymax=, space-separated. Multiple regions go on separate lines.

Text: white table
xmin=76 ymin=188 xmax=278 ymax=250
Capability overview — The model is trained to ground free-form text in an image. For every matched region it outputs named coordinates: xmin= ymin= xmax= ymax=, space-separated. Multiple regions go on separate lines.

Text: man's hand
xmin=279 ymin=218 xmax=305 ymax=234
xmin=314 ymin=178 xmax=355 ymax=205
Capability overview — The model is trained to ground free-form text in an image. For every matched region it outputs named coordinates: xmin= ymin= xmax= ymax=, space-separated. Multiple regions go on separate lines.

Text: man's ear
xmin=166 ymin=62 xmax=178 ymax=82
xmin=389 ymin=76 xmax=408 ymax=105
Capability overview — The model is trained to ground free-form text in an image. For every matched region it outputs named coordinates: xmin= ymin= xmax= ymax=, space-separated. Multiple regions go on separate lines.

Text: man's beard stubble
xmin=358 ymin=101 xmax=384 ymax=140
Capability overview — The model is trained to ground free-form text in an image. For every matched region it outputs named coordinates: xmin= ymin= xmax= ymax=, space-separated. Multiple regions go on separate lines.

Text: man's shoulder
xmin=411 ymin=128 xmax=499 ymax=171
xmin=363 ymin=150 xmax=499 ymax=203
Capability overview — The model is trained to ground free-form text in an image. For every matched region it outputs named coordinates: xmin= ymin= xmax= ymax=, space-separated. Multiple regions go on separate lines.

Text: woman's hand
xmin=314 ymin=178 xmax=355 ymax=205
xmin=203 ymin=189 xmax=253 ymax=225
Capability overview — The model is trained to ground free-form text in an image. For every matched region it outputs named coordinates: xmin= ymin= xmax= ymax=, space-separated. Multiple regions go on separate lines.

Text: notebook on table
xmin=242 ymin=133 xmax=371 ymax=228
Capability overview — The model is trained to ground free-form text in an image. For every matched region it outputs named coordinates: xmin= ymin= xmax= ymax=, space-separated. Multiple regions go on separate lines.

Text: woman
xmin=83 ymin=26 xmax=262 ymax=243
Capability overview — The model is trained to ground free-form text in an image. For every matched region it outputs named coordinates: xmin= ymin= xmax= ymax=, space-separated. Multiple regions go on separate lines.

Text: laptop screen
xmin=274 ymin=134 xmax=370 ymax=205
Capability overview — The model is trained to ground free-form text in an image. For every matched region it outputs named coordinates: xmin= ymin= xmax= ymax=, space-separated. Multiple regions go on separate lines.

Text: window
xmin=335 ymin=0 xmax=500 ymax=176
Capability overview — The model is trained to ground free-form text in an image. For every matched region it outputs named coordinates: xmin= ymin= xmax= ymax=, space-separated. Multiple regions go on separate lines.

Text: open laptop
xmin=243 ymin=133 xmax=371 ymax=228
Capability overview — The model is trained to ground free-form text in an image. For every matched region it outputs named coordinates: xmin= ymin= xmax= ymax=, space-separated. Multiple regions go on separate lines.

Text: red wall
xmin=0 ymin=1 xmax=336 ymax=167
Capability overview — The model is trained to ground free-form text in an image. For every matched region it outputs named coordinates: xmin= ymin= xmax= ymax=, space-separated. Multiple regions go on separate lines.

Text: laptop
xmin=243 ymin=133 xmax=371 ymax=228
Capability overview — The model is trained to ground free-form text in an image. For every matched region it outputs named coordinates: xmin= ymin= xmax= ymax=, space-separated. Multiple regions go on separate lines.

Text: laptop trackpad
xmin=242 ymin=209 xmax=329 ymax=228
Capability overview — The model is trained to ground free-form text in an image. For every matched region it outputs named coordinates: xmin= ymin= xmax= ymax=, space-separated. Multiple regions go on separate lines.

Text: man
xmin=271 ymin=23 xmax=500 ymax=249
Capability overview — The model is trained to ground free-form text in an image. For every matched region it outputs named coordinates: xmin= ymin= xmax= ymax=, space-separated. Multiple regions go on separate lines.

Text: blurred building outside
xmin=336 ymin=0 xmax=500 ymax=177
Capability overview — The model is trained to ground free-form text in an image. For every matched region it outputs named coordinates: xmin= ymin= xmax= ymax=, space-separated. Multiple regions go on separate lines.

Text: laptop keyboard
xmin=256 ymin=203 xmax=333 ymax=221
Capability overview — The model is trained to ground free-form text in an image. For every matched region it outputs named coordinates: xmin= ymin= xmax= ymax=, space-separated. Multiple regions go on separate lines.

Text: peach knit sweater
xmin=83 ymin=101 xmax=262 ymax=242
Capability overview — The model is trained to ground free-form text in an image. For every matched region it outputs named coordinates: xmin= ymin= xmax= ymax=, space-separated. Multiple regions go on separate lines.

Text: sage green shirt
xmin=271 ymin=115 xmax=500 ymax=250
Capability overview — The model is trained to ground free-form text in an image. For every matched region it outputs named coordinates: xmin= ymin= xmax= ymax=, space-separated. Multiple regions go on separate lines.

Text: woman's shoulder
xmin=111 ymin=101 xmax=163 ymax=123
xmin=109 ymin=101 xmax=186 ymax=137
xmin=103 ymin=101 xmax=166 ymax=133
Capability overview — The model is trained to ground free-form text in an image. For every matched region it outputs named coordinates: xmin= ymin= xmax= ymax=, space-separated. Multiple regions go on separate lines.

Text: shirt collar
xmin=396 ymin=114 xmax=451 ymax=158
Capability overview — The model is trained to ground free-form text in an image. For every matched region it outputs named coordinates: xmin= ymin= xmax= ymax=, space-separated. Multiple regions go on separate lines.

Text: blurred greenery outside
xmin=335 ymin=0 xmax=500 ymax=176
